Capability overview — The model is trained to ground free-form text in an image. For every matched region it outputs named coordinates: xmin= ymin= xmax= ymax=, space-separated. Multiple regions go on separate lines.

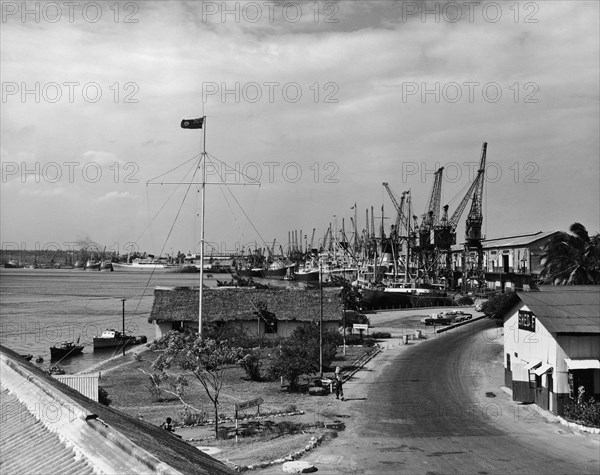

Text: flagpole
xmin=199 ymin=116 xmax=206 ymax=337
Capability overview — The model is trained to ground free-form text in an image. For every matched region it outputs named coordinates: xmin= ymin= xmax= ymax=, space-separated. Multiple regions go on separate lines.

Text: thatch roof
xmin=149 ymin=286 xmax=344 ymax=323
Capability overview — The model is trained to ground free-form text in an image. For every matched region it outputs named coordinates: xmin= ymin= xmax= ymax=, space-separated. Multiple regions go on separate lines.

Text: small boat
xmin=4 ymin=259 xmax=21 ymax=268
xmin=50 ymin=340 xmax=84 ymax=360
xmin=48 ymin=365 xmax=65 ymax=375
xmin=35 ymin=356 xmax=44 ymax=363
xmin=93 ymin=329 xmax=147 ymax=349
xmin=85 ymin=259 xmax=101 ymax=270
xmin=21 ymin=354 xmax=33 ymax=361
xmin=100 ymin=260 xmax=114 ymax=271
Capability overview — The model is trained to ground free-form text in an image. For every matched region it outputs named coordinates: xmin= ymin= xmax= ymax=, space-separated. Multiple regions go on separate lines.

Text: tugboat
xmin=50 ymin=340 xmax=84 ymax=360
xmin=93 ymin=329 xmax=146 ymax=349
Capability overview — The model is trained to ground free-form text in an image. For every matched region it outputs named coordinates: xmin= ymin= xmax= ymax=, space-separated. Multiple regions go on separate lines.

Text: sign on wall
xmin=518 ymin=310 xmax=536 ymax=332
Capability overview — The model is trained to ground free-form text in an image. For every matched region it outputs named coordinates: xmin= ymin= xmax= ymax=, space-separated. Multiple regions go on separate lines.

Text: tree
xmin=151 ymin=331 xmax=243 ymax=438
xmin=269 ymin=323 xmax=338 ymax=391
xmin=540 ymin=223 xmax=600 ymax=285
xmin=480 ymin=290 xmax=519 ymax=319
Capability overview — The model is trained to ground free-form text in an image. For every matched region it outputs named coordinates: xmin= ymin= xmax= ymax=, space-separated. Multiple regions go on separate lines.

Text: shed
xmin=500 ymin=286 xmax=600 ymax=415
xmin=149 ymin=286 xmax=344 ymax=339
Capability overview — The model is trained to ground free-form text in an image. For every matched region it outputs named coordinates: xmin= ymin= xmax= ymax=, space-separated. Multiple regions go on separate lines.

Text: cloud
xmin=96 ymin=191 xmax=139 ymax=202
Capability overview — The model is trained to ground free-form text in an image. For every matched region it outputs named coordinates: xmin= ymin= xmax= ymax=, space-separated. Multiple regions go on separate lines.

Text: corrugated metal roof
xmin=53 ymin=373 xmax=99 ymax=401
xmin=481 ymin=231 xmax=559 ymax=249
xmin=0 ymin=345 xmax=235 ymax=475
xmin=518 ymin=288 xmax=600 ymax=333
xmin=449 ymin=231 xmax=560 ymax=251
xmin=0 ymin=387 xmax=96 ymax=475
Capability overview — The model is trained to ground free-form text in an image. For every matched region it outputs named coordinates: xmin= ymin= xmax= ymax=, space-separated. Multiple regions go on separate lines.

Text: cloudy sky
xmin=1 ymin=0 xmax=598 ymax=257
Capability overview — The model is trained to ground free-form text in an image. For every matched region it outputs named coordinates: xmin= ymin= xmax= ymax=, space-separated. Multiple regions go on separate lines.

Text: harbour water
xmin=0 ymin=268 xmax=224 ymax=373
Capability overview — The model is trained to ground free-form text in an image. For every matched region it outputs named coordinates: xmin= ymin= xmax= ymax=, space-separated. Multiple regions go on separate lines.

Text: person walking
xmin=335 ymin=367 xmax=344 ymax=401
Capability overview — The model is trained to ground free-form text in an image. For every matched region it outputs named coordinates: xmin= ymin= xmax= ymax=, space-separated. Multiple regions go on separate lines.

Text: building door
xmin=502 ymin=255 xmax=509 ymax=273
xmin=534 ymin=374 xmax=549 ymax=410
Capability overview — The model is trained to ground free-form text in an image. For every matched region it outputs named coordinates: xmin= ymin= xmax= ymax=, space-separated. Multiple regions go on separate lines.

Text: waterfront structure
xmin=0 ymin=345 xmax=233 ymax=474
xmin=149 ymin=287 xmax=343 ymax=339
xmin=451 ymin=231 xmax=561 ymax=291
xmin=500 ymin=286 xmax=600 ymax=415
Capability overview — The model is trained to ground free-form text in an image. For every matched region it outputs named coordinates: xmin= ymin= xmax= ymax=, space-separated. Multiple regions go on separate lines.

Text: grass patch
xmin=100 ymin=344 xmax=373 ymax=426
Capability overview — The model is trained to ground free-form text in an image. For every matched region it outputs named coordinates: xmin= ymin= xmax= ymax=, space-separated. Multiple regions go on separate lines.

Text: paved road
xmin=272 ymin=318 xmax=600 ymax=474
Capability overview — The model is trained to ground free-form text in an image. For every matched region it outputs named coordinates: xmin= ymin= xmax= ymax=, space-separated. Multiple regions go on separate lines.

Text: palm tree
xmin=540 ymin=223 xmax=600 ymax=285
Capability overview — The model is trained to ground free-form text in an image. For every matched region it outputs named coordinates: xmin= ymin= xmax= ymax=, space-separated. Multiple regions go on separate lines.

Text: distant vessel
xmin=4 ymin=259 xmax=20 ymax=268
xmin=112 ymin=259 xmax=190 ymax=272
xmin=93 ymin=329 xmax=147 ymax=349
xmin=100 ymin=260 xmax=114 ymax=271
xmin=85 ymin=259 xmax=101 ymax=270
xmin=50 ymin=340 xmax=84 ymax=360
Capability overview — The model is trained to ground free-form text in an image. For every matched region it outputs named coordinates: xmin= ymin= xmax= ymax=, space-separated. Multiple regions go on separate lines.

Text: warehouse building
xmin=501 ymin=286 xmax=600 ymax=415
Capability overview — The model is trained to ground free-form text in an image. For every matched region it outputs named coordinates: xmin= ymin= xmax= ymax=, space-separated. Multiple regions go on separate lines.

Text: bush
xmin=343 ymin=312 xmax=370 ymax=328
xmin=178 ymin=406 xmax=208 ymax=426
xmin=562 ymin=397 xmax=600 ymax=428
xmin=98 ymin=386 xmax=111 ymax=406
xmin=457 ymin=296 xmax=474 ymax=305
xmin=268 ymin=324 xmax=339 ymax=391
xmin=239 ymin=349 xmax=263 ymax=381
xmin=371 ymin=331 xmax=392 ymax=339
xmin=481 ymin=291 xmax=519 ymax=319
xmin=344 ymin=334 xmax=375 ymax=347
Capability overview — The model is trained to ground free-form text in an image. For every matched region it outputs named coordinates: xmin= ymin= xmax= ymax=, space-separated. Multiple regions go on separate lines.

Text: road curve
xmin=297 ymin=318 xmax=600 ymax=474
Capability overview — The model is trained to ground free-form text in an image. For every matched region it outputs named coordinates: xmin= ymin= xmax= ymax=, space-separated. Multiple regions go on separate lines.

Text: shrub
xmin=178 ymin=406 xmax=208 ymax=426
xmin=371 ymin=331 xmax=392 ymax=339
xmin=98 ymin=386 xmax=111 ymax=406
xmin=562 ymin=397 xmax=600 ymax=428
xmin=268 ymin=324 xmax=338 ymax=391
xmin=344 ymin=334 xmax=375 ymax=346
xmin=481 ymin=291 xmax=519 ymax=319
xmin=239 ymin=349 xmax=263 ymax=381
xmin=457 ymin=296 xmax=474 ymax=305
xmin=343 ymin=312 xmax=370 ymax=328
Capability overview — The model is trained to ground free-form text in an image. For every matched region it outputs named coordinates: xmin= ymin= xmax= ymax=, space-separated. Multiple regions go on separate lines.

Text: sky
xmin=1 ymin=0 xmax=599 ymax=258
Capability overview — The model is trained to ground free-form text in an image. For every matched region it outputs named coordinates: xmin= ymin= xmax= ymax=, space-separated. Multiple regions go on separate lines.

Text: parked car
xmin=454 ymin=311 xmax=473 ymax=322
xmin=421 ymin=313 xmax=453 ymax=326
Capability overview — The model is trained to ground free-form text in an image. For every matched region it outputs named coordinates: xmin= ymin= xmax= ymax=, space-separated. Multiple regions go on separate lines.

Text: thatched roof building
xmin=148 ymin=286 xmax=344 ymax=338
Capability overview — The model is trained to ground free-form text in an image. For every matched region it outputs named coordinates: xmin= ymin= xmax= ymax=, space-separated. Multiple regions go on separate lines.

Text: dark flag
xmin=181 ymin=117 xmax=204 ymax=129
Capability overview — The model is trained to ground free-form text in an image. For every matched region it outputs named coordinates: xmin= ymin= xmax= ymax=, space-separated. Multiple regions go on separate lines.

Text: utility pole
xmin=121 ymin=298 xmax=126 ymax=356
xmin=319 ymin=262 xmax=323 ymax=379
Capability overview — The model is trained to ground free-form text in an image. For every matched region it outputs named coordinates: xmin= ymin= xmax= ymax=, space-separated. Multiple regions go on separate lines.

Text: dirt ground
xmin=82 ymin=307 xmax=477 ymax=470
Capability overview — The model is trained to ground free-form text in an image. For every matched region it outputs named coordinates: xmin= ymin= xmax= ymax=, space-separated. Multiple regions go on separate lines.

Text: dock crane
xmin=309 ymin=228 xmax=317 ymax=254
xmin=418 ymin=167 xmax=444 ymax=250
xmin=434 ymin=142 xmax=487 ymax=289
xmin=464 ymin=142 xmax=488 ymax=290
xmin=383 ymin=183 xmax=409 ymax=238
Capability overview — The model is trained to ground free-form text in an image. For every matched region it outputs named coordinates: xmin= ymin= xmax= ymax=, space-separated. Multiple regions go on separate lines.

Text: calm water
xmin=0 ymin=268 xmax=303 ymax=373
xmin=0 ymin=268 xmax=214 ymax=373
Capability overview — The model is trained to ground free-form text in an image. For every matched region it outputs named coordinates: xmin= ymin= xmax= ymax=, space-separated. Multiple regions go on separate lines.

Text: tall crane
xmin=433 ymin=142 xmax=487 ymax=289
xmin=464 ymin=142 xmax=488 ymax=291
xmin=383 ymin=182 xmax=409 ymax=238
xmin=465 ymin=142 xmax=488 ymax=247
xmin=419 ymin=167 xmax=444 ymax=250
